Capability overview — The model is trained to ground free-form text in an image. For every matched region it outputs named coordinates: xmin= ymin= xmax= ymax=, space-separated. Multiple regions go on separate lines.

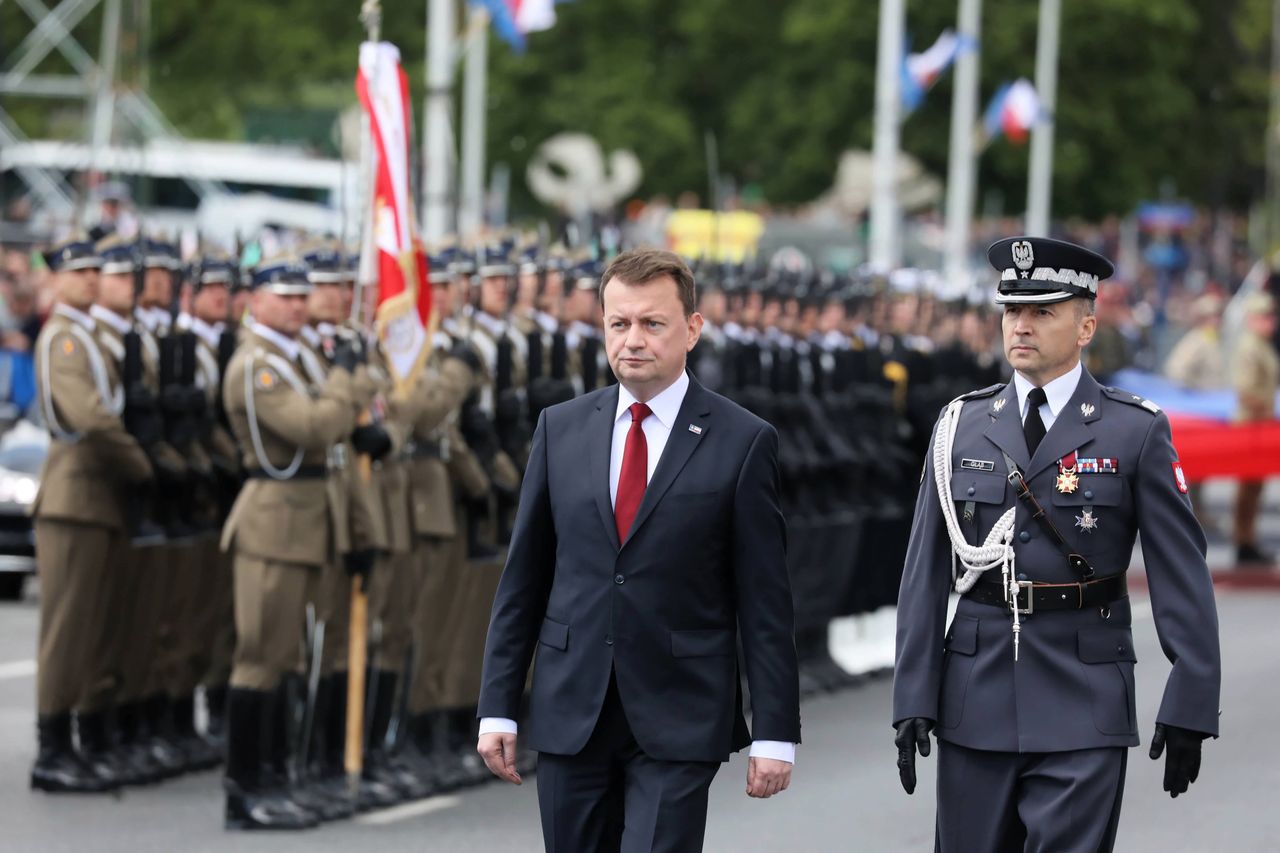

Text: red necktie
xmin=615 ymin=402 xmax=652 ymax=542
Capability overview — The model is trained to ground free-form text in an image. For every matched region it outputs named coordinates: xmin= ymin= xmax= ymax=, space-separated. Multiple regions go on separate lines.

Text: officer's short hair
xmin=600 ymin=249 xmax=696 ymax=318
xmin=1074 ymin=297 xmax=1095 ymax=320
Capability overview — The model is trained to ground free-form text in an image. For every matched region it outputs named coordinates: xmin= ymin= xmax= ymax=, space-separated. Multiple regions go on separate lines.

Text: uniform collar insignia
xmin=993 ymin=397 xmax=1007 ymax=413
xmin=1080 ymin=403 xmax=1095 ymax=417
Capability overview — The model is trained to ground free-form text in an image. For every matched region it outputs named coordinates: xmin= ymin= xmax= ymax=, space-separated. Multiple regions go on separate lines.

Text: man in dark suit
xmin=477 ymin=248 xmax=801 ymax=852
xmin=893 ymin=237 xmax=1221 ymax=852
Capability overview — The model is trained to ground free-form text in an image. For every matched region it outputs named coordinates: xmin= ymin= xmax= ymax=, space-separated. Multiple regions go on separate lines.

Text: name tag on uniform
xmin=960 ymin=458 xmax=995 ymax=472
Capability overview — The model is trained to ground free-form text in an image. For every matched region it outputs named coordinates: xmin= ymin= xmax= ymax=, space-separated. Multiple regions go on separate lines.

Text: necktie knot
xmin=629 ymin=402 xmax=652 ymax=424
xmin=1028 ymin=387 xmax=1048 ymax=408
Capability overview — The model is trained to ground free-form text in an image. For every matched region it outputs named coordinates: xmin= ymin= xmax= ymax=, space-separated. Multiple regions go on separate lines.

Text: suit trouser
xmin=142 ymin=544 xmax=183 ymax=698
xmin=159 ymin=539 xmax=205 ymax=697
xmin=367 ymin=549 xmax=419 ymax=674
xmin=536 ymin=674 xmax=720 ymax=853
xmin=935 ymin=740 xmax=1127 ymax=853
xmin=230 ymin=555 xmax=319 ymax=691
xmin=185 ymin=538 xmax=228 ymax=689
xmin=409 ymin=536 xmax=456 ymax=714
xmin=34 ymin=520 xmax=127 ymax=715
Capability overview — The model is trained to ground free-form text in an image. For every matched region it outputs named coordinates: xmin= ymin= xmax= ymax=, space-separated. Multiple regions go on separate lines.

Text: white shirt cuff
xmin=749 ymin=740 xmax=796 ymax=764
xmin=478 ymin=717 xmax=518 ymax=736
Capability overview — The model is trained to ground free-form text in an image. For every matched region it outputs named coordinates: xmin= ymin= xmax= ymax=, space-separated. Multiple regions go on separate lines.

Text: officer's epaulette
xmin=1102 ymin=386 xmax=1162 ymax=416
xmin=955 ymin=383 xmax=1005 ymax=403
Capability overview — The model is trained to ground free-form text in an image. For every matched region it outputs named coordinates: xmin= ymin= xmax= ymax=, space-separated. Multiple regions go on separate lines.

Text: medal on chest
xmin=1056 ymin=450 xmax=1079 ymax=494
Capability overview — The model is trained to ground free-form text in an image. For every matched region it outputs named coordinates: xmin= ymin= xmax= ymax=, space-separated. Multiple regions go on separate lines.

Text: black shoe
xmin=1237 ymin=543 xmax=1276 ymax=566
xmin=138 ymin=695 xmax=187 ymax=778
xmin=425 ymin=711 xmax=468 ymax=791
xmin=115 ymin=702 xmax=166 ymax=785
xmin=224 ymin=784 xmax=319 ymax=831
xmin=30 ymin=713 xmax=113 ymax=794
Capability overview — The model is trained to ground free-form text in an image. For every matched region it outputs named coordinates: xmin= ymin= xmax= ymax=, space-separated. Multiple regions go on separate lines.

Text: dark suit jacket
xmin=894 ymin=370 xmax=1221 ymax=753
xmin=478 ymin=373 xmax=801 ymax=763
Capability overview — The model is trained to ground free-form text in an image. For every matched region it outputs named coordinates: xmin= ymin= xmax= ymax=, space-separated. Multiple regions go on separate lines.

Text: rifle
xmin=121 ymin=239 xmax=166 ymax=545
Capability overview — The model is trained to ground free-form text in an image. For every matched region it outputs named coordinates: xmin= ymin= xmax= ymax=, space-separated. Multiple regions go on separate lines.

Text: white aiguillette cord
xmin=932 ymin=398 xmax=1024 ymax=660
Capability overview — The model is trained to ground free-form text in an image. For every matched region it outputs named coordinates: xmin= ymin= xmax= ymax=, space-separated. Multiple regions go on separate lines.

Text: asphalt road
xmin=2 ymin=582 xmax=1278 ymax=852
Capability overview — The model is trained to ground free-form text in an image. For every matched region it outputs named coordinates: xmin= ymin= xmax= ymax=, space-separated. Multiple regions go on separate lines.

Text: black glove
xmin=343 ymin=548 xmax=376 ymax=590
xmin=351 ymin=423 xmax=392 ymax=460
xmin=449 ymin=340 xmax=484 ymax=375
xmin=894 ymin=717 xmax=934 ymax=795
xmin=332 ymin=339 xmax=360 ymax=373
xmin=1149 ymin=723 xmax=1207 ymax=798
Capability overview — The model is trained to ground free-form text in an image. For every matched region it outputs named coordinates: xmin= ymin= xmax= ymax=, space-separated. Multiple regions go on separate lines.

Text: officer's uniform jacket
xmin=220 ymin=323 xmax=372 ymax=567
xmin=92 ymin=303 xmax=192 ymax=479
xmin=405 ymin=333 xmax=475 ymax=539
xmin=32 ymin=304 xmax=152 ymax=529
xmin=297 ymin=324 xmax=385 ymax=557
xmin=894 ymin=368 xmax=1221 ymax=753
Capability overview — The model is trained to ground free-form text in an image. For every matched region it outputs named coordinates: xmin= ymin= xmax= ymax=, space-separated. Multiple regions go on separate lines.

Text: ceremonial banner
xmin=356 ymin=41 xmax=431 ymax=388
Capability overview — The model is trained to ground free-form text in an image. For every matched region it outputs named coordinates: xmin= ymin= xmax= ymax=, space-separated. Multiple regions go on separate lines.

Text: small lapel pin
xmin=688 ymin=424 xmax=703 ymax=435
xmin=993 ymin=398 xmax=1007 ymax=413
xmin=1080 ymin=403 xmax=1095 ymax=417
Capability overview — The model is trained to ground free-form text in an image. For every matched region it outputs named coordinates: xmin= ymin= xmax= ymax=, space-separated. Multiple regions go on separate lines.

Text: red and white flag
xmin=356 ymin=41 xmax=431 ymax=387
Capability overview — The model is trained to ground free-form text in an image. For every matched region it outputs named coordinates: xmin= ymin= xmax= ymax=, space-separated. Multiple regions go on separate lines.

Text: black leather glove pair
xmin=351 ymin=423 xmax=392 ymax=460
xmin=1150 ymin=723 xmax=1208 ymax=798
xmin=894 ymin=717 xmax=934 ymax=795
xmin=892 ymin=717 xmax=1209 ymax=799
xmin=343 ymin=548 xmax=377 ymax=591
xmin=331 ymin=338 xmax=364 ymax=373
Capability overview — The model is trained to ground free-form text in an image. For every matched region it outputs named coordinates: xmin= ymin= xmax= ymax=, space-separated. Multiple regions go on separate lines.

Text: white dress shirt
xmin=1013 ymin=360 xmax=1082 ymax=432
xmin=480 ymin=371 xmax=796 ymax=765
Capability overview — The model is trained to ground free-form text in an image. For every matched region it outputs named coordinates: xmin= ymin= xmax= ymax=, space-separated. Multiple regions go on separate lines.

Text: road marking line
xmin=0 ymin=659 xmax=36 ymax=681
xmin=354 ymin=795 xmax=462 ymax=825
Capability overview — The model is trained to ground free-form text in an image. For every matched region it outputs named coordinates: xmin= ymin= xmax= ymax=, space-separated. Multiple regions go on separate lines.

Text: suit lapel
xmin=1025 ymin=370 xmax=1102 ymax=480
xmin=983 ymin=382 xmax=1029 ymax=472
xmin=590 ymin=385 xmax=622 ymax=551
xmin=621 ymin=375 xmax=712 ymax=549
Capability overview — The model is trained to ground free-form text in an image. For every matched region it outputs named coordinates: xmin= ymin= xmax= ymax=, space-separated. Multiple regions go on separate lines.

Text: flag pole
xmin=346 ymin=0 xmax=382 ymax=803
xmin=423 ymin=0 xmax=456 ymax=242
xmin=870 ymin=0 xmax=906 ymax=270
xmin=459 ymin=5 xmax=489 ymax=238
xmin=943 ymin=0 xmax=983 ymax=296
xmin=1025 ymin=0 xmax=1061 ymax=237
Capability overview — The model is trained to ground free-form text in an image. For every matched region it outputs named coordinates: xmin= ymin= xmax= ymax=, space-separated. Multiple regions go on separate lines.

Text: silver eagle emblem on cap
xmin=1012 ymin=240 xmax=1035 ymax=271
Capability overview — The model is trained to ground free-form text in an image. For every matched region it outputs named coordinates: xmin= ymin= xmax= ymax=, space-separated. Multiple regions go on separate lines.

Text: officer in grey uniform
xmin=893 ymin=237 xmax=1221 ymax=853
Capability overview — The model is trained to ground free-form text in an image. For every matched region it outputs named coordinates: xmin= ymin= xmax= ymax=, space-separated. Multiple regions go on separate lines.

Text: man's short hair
xmin=599 ymin=249 xmax=696 ymax=317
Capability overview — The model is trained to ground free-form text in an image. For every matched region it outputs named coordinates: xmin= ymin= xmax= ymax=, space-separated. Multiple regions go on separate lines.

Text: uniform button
xmin=967 ymin=486 xmax=976 ymax=496
xmin=614 ymin=574 xmax=625 ymax=585
xmin=605 ymin=635 xmax=614 ymax=646
xmin=1084 ymin=489 xmax=1094 ymax=500
xmin=1117 ymin=644 xmax=1125 ymax=653
xmin=1018 ymin=531 xmax=1030 ymax=543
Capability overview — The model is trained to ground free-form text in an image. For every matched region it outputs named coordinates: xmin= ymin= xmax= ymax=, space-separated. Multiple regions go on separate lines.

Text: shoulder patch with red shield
xmin=1172 ymin=461 xmax=1189 ymax=494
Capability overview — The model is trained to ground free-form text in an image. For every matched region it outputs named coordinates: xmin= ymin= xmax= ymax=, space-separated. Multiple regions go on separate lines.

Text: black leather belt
xmin=963 ymin=573 xmax=1127 ymax=614
xmin=407 ymin=440 xmax=442 ymax=459
xmin=246 ymin=465 xmax=327 ymax=480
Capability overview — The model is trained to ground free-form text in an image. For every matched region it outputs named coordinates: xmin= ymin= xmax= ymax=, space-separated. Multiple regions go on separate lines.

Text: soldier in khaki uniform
xmin=219 ymin=258 xmax=376 ymax=830
xmin=1231 ymin=292 xmax=1279 ymax=565
xmin=292 ymin=247 xmax=398 ymax=816
xmin=85 ymin=238 xmax=185 ymax=784
xmin=30 ymin=238 xmax=154 ymax=794
xmin=180 ymin=254 xmax=242 ymax=750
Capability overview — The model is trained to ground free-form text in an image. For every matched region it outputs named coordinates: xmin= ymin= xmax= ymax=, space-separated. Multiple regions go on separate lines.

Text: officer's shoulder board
xmin=952 ymin=382 xmax=1006 ymax=405
xmin=1102 ymin=386 xmax=1162 ymax=416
